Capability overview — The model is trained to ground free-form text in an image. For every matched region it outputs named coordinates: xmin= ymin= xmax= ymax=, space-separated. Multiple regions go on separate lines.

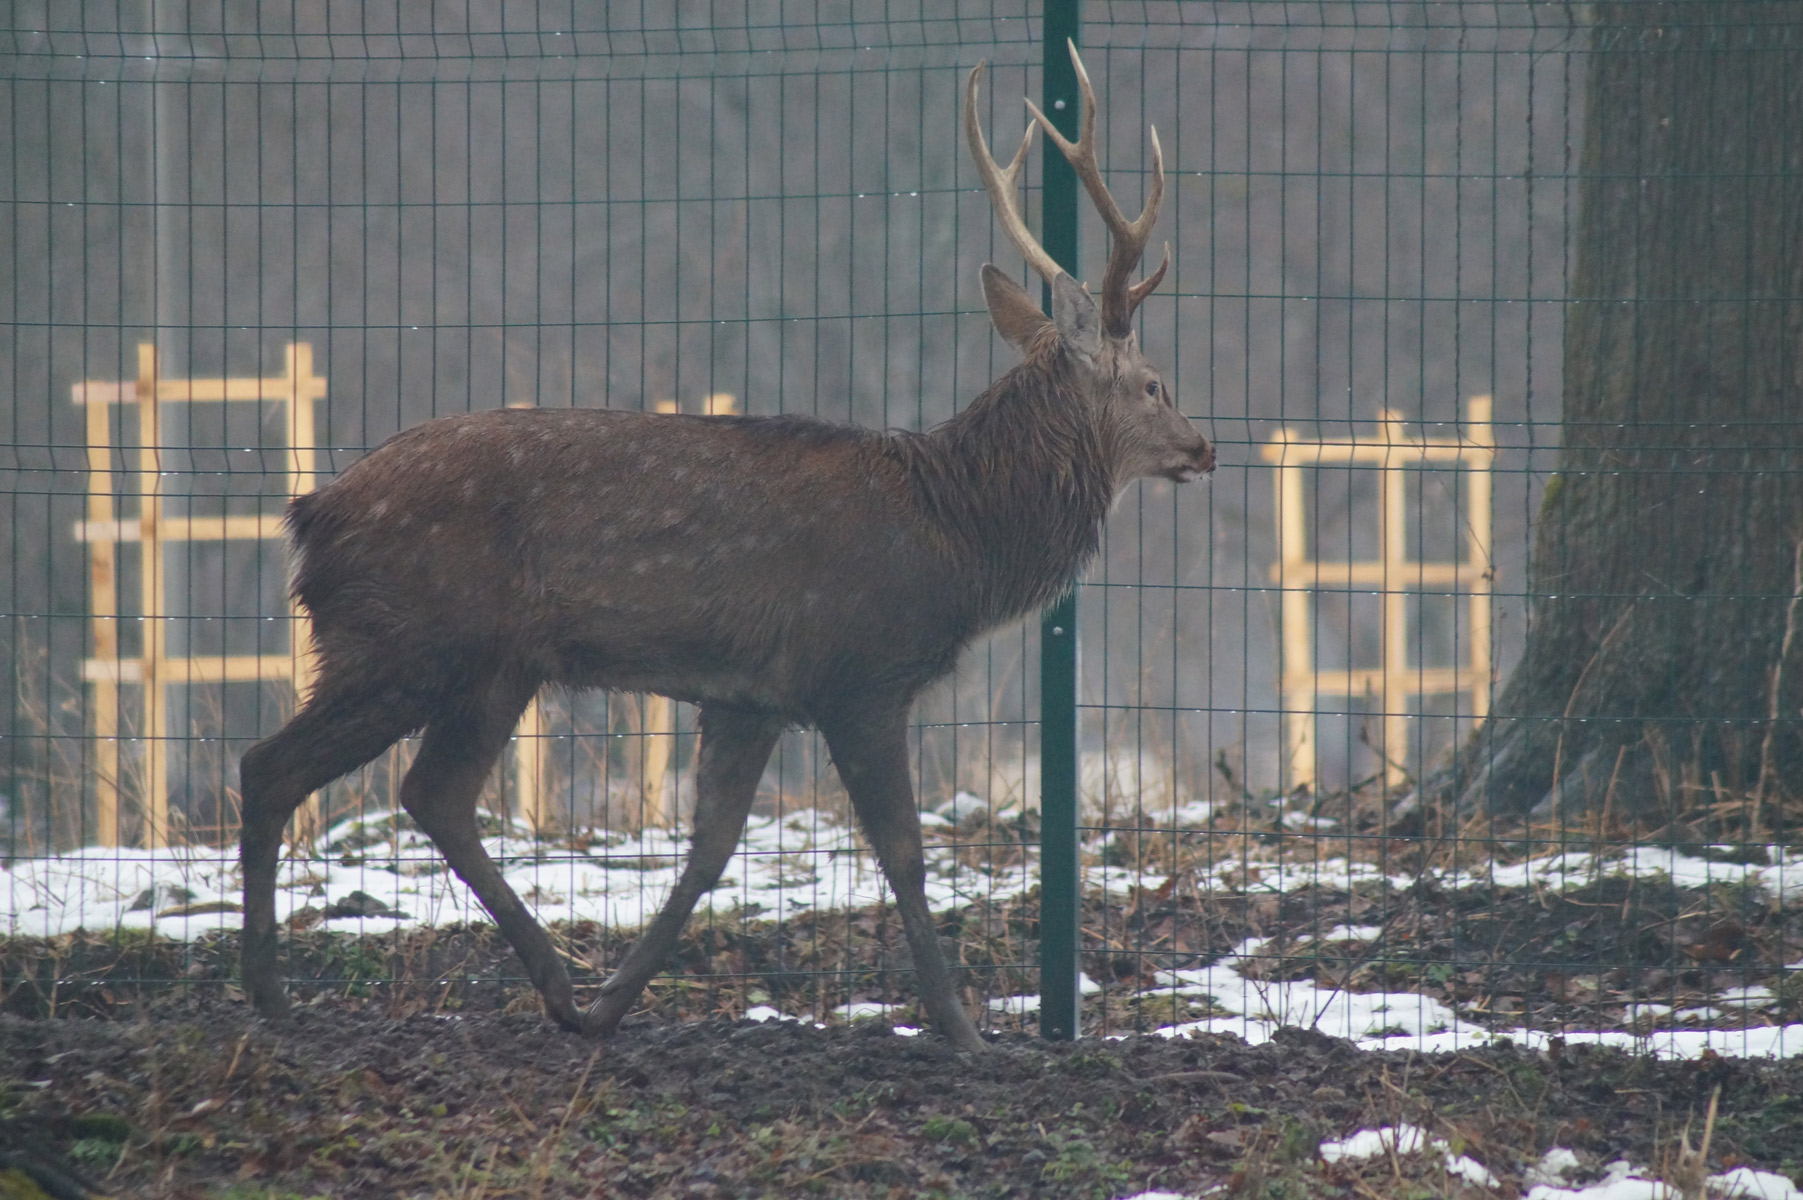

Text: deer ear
xmin=981 ymin=263 xmax=1052 ymax=353
xmin=1050 ymin=273 xmax=1101 ymax=358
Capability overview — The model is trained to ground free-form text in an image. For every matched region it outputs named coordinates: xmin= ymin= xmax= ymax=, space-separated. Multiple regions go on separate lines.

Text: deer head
xmin=965 ymin=40 xmax=1212 ymax=486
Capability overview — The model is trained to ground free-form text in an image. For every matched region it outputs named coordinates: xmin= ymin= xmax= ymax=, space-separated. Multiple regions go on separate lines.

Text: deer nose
xmin=1194 ymin=435 xmax=1216 ymax=475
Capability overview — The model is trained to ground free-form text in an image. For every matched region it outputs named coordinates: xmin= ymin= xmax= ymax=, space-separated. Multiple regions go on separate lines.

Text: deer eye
xmin=1144 ymin=380 xmax=1161 ymax=398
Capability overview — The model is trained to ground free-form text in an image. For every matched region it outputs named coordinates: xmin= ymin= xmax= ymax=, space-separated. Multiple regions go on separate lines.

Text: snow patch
xmin=6 ymin=811 xmax=1801 ymax=1063
xmin=1521 ymin=1157 xmax=1803 ymax=1200
xmin=1317 ymin=1124 xmax=1498 ymax=1189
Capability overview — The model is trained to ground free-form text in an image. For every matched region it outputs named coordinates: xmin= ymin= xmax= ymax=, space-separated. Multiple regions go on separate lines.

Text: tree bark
xmin=1446 ymin=3 xmax=1803 ymax=823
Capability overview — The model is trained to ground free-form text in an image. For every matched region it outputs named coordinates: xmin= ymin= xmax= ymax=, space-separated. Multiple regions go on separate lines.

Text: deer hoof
xmin=545 ymin=998 xmax=586 ymax=1035
xmin=584 ymin=990 xmax=633 ymax=1040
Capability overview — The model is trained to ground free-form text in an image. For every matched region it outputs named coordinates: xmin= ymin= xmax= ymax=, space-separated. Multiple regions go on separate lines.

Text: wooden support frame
xmin=1259 ymin=398 xmax=1494 ymax=791
xmin=509 ymin=392 xmax=735 ymax=833
xmin=75 ymin=343 xmax=325 ymax=848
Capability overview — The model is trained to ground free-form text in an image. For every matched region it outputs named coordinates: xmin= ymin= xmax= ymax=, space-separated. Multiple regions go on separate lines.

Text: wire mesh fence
xmin=3 ymin=2 xmax=1799 ymax=1052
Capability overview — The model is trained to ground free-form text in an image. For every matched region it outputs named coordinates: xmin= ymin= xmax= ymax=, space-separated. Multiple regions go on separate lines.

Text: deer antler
xmin=1025 ymin=39 xmax=1167 ymax=338
xmin=965 ymin=60 xmax=1064 ymax=286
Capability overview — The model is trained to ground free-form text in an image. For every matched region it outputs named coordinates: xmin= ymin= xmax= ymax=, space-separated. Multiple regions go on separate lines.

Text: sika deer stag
xmin=239 ymin=43 xmax=1212 ymax=1051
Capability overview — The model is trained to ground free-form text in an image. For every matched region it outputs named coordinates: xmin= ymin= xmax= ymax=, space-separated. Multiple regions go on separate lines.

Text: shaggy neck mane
xmin=901 ymin=348 xmax=1118 ymax=627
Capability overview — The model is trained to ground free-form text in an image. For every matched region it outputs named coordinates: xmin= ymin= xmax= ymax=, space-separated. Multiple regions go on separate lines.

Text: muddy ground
xmin=1 ymin=910 xmax=1801 ymax=1199
xmin=4 ymin=999 xmax=1803 ymax=1200
xmin=5 ymin=809 xmax=1803 ymax=1197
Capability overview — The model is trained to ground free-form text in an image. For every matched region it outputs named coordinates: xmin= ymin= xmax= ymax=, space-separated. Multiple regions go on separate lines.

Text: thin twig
xmin=1135 ymin=1069 xmax=1245 ymax=1086
xmin=1754 ymin=537 xmax=1803 ymax=832
xmin=1668 ymin=1085 xmax=1720 ymax=1200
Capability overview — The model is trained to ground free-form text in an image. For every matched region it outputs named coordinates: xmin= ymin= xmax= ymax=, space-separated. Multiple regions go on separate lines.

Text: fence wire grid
xmin=3 ymin=1 xmax=1801 ymax=1054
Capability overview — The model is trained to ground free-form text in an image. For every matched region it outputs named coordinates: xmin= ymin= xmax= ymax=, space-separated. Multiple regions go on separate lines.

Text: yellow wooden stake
xmin=76 ymin=343 xmax=326 ymax=848
xmin=84 ymin=384 xmax=121 ymax=847
xmin=640 ymin=695 xmax=675 ymax=829
xmin=284 ymin=343 xmax=326 ymax=845
xmin=1261 ymin=400 xmax=1495 ymax=792
xmin=1272 ymin=429 xmax=1317 ymax=791
xmin=136 ymin=345 xmax=169 ymax=848
xmin=1465 ymin=396 xmax=1495 ymax=721
xmin=515 ymin=696 xmax=548 ymax=833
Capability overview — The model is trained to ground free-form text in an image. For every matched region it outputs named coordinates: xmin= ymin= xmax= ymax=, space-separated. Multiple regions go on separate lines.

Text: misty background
xmin=0 ymin=1 xmax=1575 ymax=847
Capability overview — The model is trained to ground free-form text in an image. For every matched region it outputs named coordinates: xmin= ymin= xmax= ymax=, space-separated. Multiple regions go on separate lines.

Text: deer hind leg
xmin=396 ymin=676 xmax=585 ymax=1031
xmin=820 ymin=708 xmax=984 ymax=1052
xmin=240 ymin=675 xmax=423 ymax=1019
xmin=586 ymin=704 xmax=783 ymax=1038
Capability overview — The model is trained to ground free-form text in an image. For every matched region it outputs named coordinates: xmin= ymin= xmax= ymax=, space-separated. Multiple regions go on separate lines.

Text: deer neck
xmin=910 ymin=356 xmax=1117 ymax=626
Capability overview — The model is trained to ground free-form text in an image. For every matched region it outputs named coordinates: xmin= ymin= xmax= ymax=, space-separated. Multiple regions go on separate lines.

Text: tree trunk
xmin=1447 ymin=3 xmax=1803 ymax=824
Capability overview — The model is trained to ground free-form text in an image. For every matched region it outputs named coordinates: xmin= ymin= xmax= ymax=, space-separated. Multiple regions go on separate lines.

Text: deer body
xmin=293 ymin=377 xmax=1116 ymax=723
xmin=240 ymin=45 xmax=1211 ymax=1050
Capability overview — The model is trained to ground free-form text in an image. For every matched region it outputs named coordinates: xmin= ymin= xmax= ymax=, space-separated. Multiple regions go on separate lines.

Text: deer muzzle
xmin=1165 ymin=435 xmax=1216 ymax=483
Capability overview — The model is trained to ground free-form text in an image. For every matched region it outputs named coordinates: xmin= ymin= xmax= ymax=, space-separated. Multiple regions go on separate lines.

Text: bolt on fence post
xmin=1038 ymin=0 xmax=1083 ymax=1042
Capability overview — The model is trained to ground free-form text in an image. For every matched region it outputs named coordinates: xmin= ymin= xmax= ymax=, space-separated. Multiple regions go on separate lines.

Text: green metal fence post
xmin=1038 ymin=0 xmax=1082 ymax=1042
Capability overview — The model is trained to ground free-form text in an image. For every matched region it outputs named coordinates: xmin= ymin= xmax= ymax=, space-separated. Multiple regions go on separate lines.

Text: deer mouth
xmin=1165 ymin=439 xmax=1216 ymax=482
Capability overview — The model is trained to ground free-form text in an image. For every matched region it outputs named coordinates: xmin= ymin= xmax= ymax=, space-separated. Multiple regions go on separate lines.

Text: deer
xmin=238 ymin=42 xmax=1212 ymax=1052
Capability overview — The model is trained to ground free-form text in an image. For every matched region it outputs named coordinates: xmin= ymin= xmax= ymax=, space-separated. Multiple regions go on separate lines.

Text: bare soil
xmin=2 ymin=905 xmax=1802 ymax=1199
xmin=5 ymin=806 xmax=1802 ymax=1197
xmin=3 ymin=1000 xmax=1803 ymax=1200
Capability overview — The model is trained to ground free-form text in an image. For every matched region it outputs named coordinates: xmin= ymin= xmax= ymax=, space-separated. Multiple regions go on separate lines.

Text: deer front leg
xmin=821 ymin=708 xmax=984 ymax=1052
xmin=585 ymin=704 xmax=783 ymax=1038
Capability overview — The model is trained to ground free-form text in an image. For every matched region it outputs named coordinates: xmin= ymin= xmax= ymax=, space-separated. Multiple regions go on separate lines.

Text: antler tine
xmin=1127 ymin=242 xmax=1171 ymax=310
xmin=965 ymin=60 xmax=1064 ymax=286
xmin=1024 ymin=39 xmax=1167 ymax=336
